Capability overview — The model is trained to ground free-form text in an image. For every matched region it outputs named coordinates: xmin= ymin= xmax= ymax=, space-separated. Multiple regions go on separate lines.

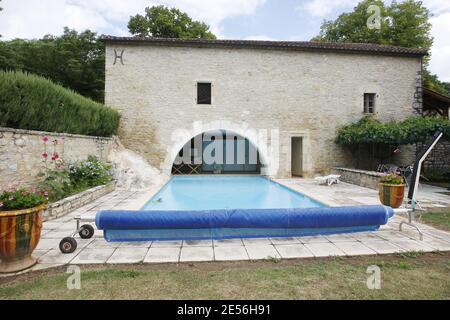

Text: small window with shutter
xmin=364 ymin=93 xmax=376 ymax=113
xmin=197 ymin=82 xmax=212 ymax=105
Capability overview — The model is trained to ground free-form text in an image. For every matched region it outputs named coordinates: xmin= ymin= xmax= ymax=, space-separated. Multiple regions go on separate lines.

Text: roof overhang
xmin=101 ymin=36 xmax=428 ymax=58
xmin=423 ymin=88 xmax=450 ymax=117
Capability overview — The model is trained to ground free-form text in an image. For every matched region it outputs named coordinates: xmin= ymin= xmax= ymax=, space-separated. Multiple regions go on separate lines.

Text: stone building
xmin=103 ymin=36 xmax=426 ymax=178
xmin=419 ymin=88 xmax=450 ymax=171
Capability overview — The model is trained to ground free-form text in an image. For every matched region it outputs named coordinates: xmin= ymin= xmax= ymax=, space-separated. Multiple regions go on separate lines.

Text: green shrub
xmin=336 ymin=116 xmax=450 ymax=145
xmin=38 ymin=166 xmax=73 ymax=202
xmin=380 ymin=173 xmax=404 ymax=185
xmin=0 ymin=71 xmax=120 ymax=137
xmin=0 ymin=188 xmax=47 ymax=211
xmin=37 ymin=156 xmax=113 ymax=202
xmin=68 ymin=156 xmax=113 ymax=189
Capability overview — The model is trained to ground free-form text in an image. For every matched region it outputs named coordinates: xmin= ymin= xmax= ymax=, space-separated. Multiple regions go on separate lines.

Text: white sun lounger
xmin=314 ymin=174 xmax=341 ymax=186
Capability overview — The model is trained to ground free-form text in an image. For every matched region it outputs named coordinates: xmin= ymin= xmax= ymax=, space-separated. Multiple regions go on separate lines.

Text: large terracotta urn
xmin=378 ymin=183 xmax=405 ymax=209
xmin=0 ymin=204 xmax=45 ymax=273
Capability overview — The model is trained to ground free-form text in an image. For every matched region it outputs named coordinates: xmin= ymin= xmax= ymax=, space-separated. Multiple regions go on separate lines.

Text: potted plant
xmin=0 ymin=187 xmax=47 ymax=273
xmin=379 ymin=173 xmax=405 ymax=208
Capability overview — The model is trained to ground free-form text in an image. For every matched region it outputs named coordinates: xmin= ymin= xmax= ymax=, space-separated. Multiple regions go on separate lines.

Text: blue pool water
xmin=142 ymin=176 xmax=325 ymax=211
xmin=98 ymin=176 xmax=391 ymax=241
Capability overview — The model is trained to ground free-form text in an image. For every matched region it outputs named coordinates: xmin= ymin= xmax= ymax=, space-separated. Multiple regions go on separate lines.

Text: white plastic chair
xmin=314 ymin=175 xmax=341 ymax=186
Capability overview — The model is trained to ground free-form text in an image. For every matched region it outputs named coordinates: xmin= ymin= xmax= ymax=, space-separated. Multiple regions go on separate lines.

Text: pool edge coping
xmin=272 ymin=179 xmax=338 ymax=207
xmin=267 ymin=177 xmax=330 ymax=208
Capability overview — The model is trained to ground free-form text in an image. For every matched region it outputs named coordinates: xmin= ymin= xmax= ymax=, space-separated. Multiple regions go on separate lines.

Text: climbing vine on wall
xmin=336 ymin=116 xmax=450 ymax=145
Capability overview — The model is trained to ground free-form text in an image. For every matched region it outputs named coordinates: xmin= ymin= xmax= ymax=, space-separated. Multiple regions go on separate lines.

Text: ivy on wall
xmin=336 ymin=116 xmax=450 ymax=146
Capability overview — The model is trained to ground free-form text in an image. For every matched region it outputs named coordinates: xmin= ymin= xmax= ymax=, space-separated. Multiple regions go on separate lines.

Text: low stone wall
xmin=417 ymin=139 xmax=450 ymax=171
xmin=332 ymin=167 xmax=384 ymax=190
xmin=0 ymin=127 xmax=114 ymax=188
xmin=43 ymin=182 xmax=115 ymax=221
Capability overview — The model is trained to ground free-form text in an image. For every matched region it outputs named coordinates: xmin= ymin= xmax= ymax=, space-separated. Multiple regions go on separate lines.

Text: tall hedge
xmin=0 ymin=71 xmax=120 ymax=137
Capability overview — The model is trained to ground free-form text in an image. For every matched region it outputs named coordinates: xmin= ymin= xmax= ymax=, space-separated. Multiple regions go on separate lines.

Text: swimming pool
xmin=95 ymin=176 xmax=395 ymax=242
xmin=142 ymin=176 xmax=325 ymax=211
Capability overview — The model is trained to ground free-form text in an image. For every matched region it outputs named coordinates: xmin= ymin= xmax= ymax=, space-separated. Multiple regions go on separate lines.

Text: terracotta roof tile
xmin=101 ymin=35 xmax=427 ymax=57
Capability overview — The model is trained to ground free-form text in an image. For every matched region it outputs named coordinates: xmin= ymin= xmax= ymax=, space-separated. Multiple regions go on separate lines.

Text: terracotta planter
xmin=378 ymin=183 xmax=405 ymax=208
xmin=0 ymin=204 xmax=45 ymax=273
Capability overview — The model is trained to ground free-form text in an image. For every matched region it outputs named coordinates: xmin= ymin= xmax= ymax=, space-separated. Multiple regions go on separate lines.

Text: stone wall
xmin=105 ymin=43 xmax=421 ymax=178
xmin=43 ymin=182 xmax=115 ymax=221
xmin=342 ymin=144 xmax=417 ymax=172
xmin=417 ymin=139 xmax=450 ymax=171
xmin=0 ymin=127 xmax=114 ymax=188
xmin=332 ymin=167 xmax=384 ymax=190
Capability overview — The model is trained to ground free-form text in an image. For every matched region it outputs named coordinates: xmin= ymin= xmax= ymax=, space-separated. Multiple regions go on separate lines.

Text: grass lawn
xmin=417 ymin=210 xmax=450 ymax=231
xmin=0 ymin=252 xmax=449 ymax=300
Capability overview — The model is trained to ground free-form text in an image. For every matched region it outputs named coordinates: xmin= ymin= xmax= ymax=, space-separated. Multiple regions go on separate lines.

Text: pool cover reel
xmin=96 ymin=205 xmax=394 ymax=241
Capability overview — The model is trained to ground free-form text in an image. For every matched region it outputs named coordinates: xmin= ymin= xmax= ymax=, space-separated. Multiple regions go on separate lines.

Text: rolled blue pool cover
xmin=96 ymin=205 xmax=394 ymax=230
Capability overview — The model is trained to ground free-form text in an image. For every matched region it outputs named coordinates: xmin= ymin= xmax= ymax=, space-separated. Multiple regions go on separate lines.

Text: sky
xmin=0 ymin=0 xmax=449 ymax=81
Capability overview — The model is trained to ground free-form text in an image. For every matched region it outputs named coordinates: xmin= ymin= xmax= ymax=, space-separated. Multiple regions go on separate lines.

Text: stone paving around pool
xmin=3 ymin=179 xmax=450 ymax=274
xmin=274 ymin=178 xmax=450 ymax=209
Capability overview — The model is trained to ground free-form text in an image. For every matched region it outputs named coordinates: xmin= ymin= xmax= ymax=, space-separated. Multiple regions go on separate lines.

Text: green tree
xmin=313 ymin=0 xmax=449 ymax=96
xmin=442 ymin=82 xmax=450 ymax=96
xmin=0 ymin=28 xmax=105 ymax=102
xmin=314 ymin=0 xmax=432 ymax=51
xmin=423 ymin=71 xmax=450 ymax=96
xmin=128 ymin=5 xmax=216 ymax=39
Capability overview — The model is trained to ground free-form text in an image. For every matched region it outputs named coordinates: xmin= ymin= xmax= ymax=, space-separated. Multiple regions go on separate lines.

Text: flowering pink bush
xmin=42 ymin=136 xmax=63 ymax=168
xmin=37 ymin=135 xmax=112 ymax=202
xmin=0 ymin=186 xmax=47 ymax=211
xmin=38 ymin=135 xmax=70 ymax=201
xmin=51 ymin=152 xmax=59 ymax=161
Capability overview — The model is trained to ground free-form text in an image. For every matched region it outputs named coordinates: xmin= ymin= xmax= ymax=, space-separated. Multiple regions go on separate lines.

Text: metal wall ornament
xmin=113 ymin=49 xmax=125 ymax=65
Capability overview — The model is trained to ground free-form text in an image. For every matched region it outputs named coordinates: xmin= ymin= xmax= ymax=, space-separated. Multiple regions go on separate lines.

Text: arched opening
xmin=172 ymin=130 xmax=262 ymax=175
